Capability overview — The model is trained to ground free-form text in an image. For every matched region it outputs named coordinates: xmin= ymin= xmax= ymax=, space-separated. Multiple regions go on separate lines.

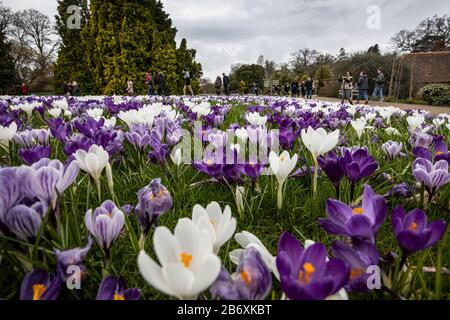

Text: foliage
xmin=418 ymin=84 xmax=450 ymax=106
xmin=229 ymin=64 xmax=265 ymax=94
xmin=314 ymin=65 xmax=332 ymax=95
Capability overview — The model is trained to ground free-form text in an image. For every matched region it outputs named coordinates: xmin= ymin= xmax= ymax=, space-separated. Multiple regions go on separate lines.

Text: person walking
xmin=222 ymin=73 xmax=230 ymax=96
xmin=305 ymin=77 xmax=314 ymax=99
xmin=21 ymin=82 xmax=28 ymax=96
xmin=300 ymin=81 xmax=306 ymax=98
xmin=67 ymin=80 xmax=73 ymax=96
xmin=157 ymin=72 xmax=166 ymax=96
xmin=252 ymin=83 xmax=259 ymax=96
xmin=339 ymin=72 xmax=354 ymax=105
xmin=126 ymin=80 xmax=134 ymax=96
xmin=146 ymin=72 xmax=155 ymax=95
xmin=183 ymin=70 xmax=194 ymax=96
xmin=291 ymin=80 xmax=299 ymax=97
xmin=372 ymin=68 xmax=385 ymax=102
xmin=283 ymin=83 xmax=290 ymax=96
xmin=215 ymin=76 xmax=222 ymax=95
xmin=356 ymin=72 xmax=369 ymax=104
xmin=72 ymin=81 xmax=80 ymax=96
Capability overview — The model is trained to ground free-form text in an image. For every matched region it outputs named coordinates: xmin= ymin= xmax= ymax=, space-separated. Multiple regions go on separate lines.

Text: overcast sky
xmin=2 ymin=0 xmax=449 ymax=79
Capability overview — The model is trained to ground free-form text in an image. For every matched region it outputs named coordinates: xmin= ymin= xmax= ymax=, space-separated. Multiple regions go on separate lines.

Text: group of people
xmin=274 ymin=78 xmax=314 ymax=99
xmin=339 ymin=68 xmax=385 ymax=105
xmin=63 ymin=80 xmax=80 ymax=96
xmin=215 ymin=73 xmax=231 ymax=96
xmin=126 ymin=71 xmax=194 ymax=96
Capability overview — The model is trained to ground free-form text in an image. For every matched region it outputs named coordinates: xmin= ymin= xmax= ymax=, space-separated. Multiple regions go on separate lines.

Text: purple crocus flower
xmin=435 ymin=137 xmax=450 ymax=165
xmin=85 ymin=200 xmax=125 ymax=252
xmin=135 ymin=178 xmax=173 ymax=233
xmin=54 ymin=237 xmax=93 ymax=280
xmin=412 ymin=158 xmax=450 ymax=195
xmin=331 ymin=239 xmax=379 ymax=292
xmin=0 ymin=168 xmax=21 ymax=234
xmin=211 ymin=247 xmax=272 ymax=300
xmin=319 ymin=184 xmax=387 ymax=243
xmin=20 ymin=269 xmax=61 ymax=300
xmin=276 ymin=232 xmax=349 ymax=300
xmin=148 ymin=131 xmax=169 ymax=169
xmin=341 ymin=147 xmax=378 ymax=186
xmin=318 ymin=151 xmax=345 ymax=192
xmin=381 ymin=141 xmax=403 ymax=158
xmin=96 ymin=276 xmax=141 ymax=300
xmin=387 ymin=183 xmax=413 ymax=198
xmin=17 ymin=158 xmax=79 ymax=209
xmin=4 ymin=200 xmax=47 ymax=242
xmin=19 ymin=145 xmax=52 ymax=165
xmin=48 ymin=118 xmax=72 ymax=142
xmin=392 ymin=207 xmax=447 ymax=253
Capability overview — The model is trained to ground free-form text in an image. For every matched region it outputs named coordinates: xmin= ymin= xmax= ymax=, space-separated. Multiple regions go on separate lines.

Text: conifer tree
xmin=0 ymin=31 xmax=16 ymax=94
xmin=53 ymin=0 xmax=90 ymax=94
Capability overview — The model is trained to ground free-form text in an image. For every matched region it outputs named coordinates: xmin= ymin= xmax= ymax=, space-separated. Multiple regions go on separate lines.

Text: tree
xmin=176 ymin=38 xmax=202 ymax=94
xmin=82 ymin=0 xmax=201 ymax=95
xmin=229 ymin=64 xmax=265 ymax=94
xmin=53 ymin=0 xmax=90 ymax=94
xmin=314 ymin=65 xmax=332 ymax=95
xmin=0 ymin=5 xmax=15 ymax=93
xmin=264 ymin=60 xmax=276 ymax=93
xmin=391 ymin=14 xmax=450 ymax=52
xmin=257 ymin=55 xmax=264 ymax=66
xmin=338 ymin=48 xmax=347 ymax=61
xmin=367 ymin=44 xmax=381 ymax=55
xmin=290 ymin=48 xmax=318 ymax=76
xmin=8 ymin=9 xmax=56 ymax=91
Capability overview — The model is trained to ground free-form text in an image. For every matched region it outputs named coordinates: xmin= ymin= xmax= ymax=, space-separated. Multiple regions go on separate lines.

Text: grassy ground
xmin=0 ymin=99 xmax=449 ymax=300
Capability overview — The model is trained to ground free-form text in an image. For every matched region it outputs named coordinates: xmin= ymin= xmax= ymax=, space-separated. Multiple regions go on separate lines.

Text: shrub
xmin=418 ymin=84 xmax=450 ymax=106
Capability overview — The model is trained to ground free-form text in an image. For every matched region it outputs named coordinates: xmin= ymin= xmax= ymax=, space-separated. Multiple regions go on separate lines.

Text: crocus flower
xmin=0 ymin=122 xmax=17 ymax=149
xmin=351 ymin=118 xmax=368 ymax=139
xmin=54 ymin=237 xmax=93 ymax=280
xmin=4 ymin=201 xmax=47 ymax=242
xmin=276 ymin=232 xmax=349 ymax=300
xmin=392 ymin=207 xmax=447 ymax=253
xmin=269 ymin=151 xmax=298 ymax=209
xmin=413 ymin=158 xmax=450 ymax=196
xmin=341 ymin=147 xmax=378 ymax=186
xmin=230 ymin=231 xmax=279 ymax=280
xmin=318 ymin=151 xmax=345 ymax=195
xmin=19 ymin=145 xmax=52 ymax=165
xmin=85 ymin=200 xmax=125 ymax=252
xmin=74 ymin=144 xmax=110 ymax=196
xmin=20 ymin=269 xmax=61 ymax=300
xmin=17 ymin=158 xmax=79 ymax=209
xmin=192 ymin=202 xmax=237 ymax=254
xmin=135 ymin=178 xmax=173 ymax=234
xmin=381 ymin=141 xmax=403 ymax=158
xmin=319 ymin=184 xmax=387 ymax=243
xmin=211 ymin=247 xmax=272 ymax=300
xmin=137 ymin=217 xmax=221 ymax=300
xmin=301 ymin=126 xmax=340 ymax=195
xmin=407 ymin=115 xmax=425 ymax=132
xmin=331 ymin=239 xmax=379 ymax=292
xmin=96 ymin=276 xmax=140 ymax=300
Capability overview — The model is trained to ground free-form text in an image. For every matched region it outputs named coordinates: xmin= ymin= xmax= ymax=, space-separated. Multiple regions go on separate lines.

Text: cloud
xmin=2 ymin=0 xmax=449 ymax=79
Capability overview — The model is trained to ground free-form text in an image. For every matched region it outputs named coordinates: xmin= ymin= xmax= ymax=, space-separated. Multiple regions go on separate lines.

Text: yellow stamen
xmin=280 ymin=156 xmax=285 ymax=162
xmin=240 ymin=270 xmax=251 ymax=285
xmin=32 ymin=284 xmax=46 ymax=300
xmin=206 ymin=159 xmax=213 ymax=165
xmin=353 ymin=207 xmax=364 ymax=215
xmin=350 ymin=268 xmax=365 ymax=280
xmin=298 ymin=262 xmax=315 ymax=284
xmin=210 ymin=219 xmax=215 ymax=226
xmin=436 ymin=151 xmax=444 ymax=155
xmin=180 ymin=253 xmax=192 ymax=268
xmin=409 ymin=222 xmax=417 ymax=231
xmin=114 ymin=293 xmax=125 ymax=300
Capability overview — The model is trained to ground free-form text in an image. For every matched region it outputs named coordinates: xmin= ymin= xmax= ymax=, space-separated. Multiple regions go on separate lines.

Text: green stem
xmin=277 ymin=181 xmax=284 ymax=210
xmin=312 ymin=160 xmax=318 ymax=196
xmin=95 ymin=178 xmax=102 ymax=203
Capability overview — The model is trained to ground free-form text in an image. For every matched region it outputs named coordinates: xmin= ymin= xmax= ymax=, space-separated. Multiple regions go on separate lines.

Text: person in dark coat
xmin=283 ymin=83 xmax=290 ymax=96
xmin=157 ymin=72 xmax=166 ymax=96
xmin=215 ymin=76 xmax=222 ymax=95
xmin=305 ymin=78 xmax=314 ymax=99
xmin=300 ymin=81 xmax=306 ymax=98
xmin=67 ymin=80 xmax=73 ymax=96
xmin=356 ymin=72 xmax=369 ymax=104
xmin=183 ymin=71 xmax=194 ymax=96
xmin=291 ymin=81 xmax=299 ymax=97
xmin=72 ymin=81 xmax=80 ymax=96
xmin=222 ymin=73 xmax=230 ymax=96
xmin=252 ymin=83 xmax=259 ymax=96
xmin=372 ymin=68 xmax=385 ymax=102
xmin=146 ymin=72 xmax=155 ymax=95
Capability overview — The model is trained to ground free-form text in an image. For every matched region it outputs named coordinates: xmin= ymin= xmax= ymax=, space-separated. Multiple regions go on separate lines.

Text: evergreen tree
xmin=53 ymin=0 xmax=90 ymax=94
xmin=0 ymin=30 xmax=16 ymax=94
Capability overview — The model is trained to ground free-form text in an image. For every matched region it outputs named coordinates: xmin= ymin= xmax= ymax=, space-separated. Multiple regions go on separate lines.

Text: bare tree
xmin=8 ymin=9 xmax=57 ymax=88
xmin=290 ymin=48 xmax=319 ymax=75
xmin=0 ymin=4 xmax=12 ymax=35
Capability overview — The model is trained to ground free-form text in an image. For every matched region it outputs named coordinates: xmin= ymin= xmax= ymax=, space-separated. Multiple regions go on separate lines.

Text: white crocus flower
xmin=230 ymin=231 xmax=279 ymax=280
xmin=433 ymin=118 xmax=445 ymax=128
xmin=52 ymin=99 xmax=69 ymax=110
xmin=0 ymin=122 xmax=17 ymax=148
xmin=351 ymin=118 xmax=368 ymax=139
xmin=235 ymin=128 xmax=249 ymax=143
xmin=170 ymin=148 xmax=183 ymax=166
xmin=64 ymin=110 xmax=73 ymax=119
xmin=74 ymin=145 xmax=110 ymax=198
xmin=235 ymin=186 xmax=245 ymax=217
xmin=446 ymin=122 xmax=450 ymax=131
xmin=192 ymin=202 xmax=237 ymax=254
xmin=301 ymin=126 xmax=340 ymax=195
xmin=269 ymin=151 xmax=298 ymax=209
xmin=86 ymin=108 xmax=104 ymax=118
xmin=137 ymin=217 xmax=221 ymax=300
xmin=48 ymin=108 xmax=62 ymax=118
xmin=246 ymin=112 xmax=267 ymax=127
xmin=385 ymin=127 xmax=401 ymax=136
xmin=407 ymin=115 xmax=425 ymax=132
